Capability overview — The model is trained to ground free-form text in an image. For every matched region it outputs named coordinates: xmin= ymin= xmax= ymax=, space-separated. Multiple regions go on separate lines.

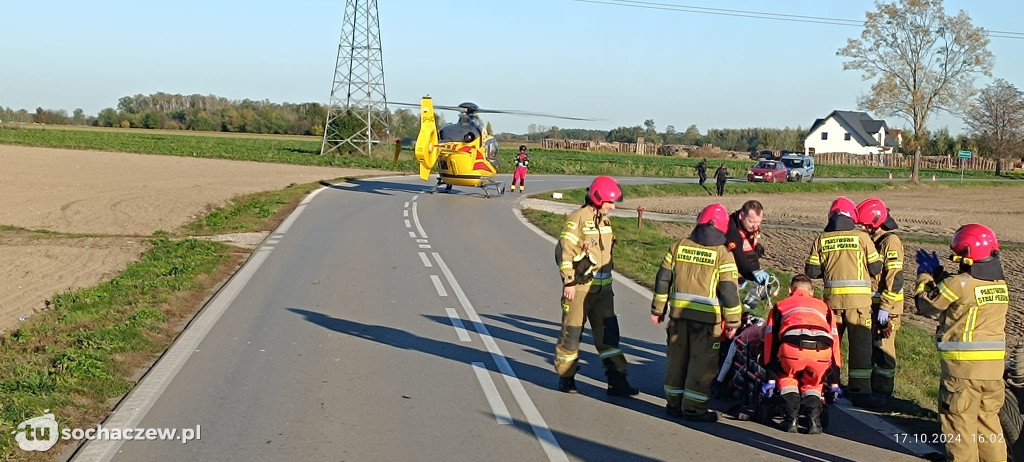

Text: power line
xmin=569 ymin=0 xmax=1024 ymax=40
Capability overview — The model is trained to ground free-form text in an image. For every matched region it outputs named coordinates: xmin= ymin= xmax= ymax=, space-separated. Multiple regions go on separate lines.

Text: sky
xmin=1 ymin=0 xmax=1022 ymax=136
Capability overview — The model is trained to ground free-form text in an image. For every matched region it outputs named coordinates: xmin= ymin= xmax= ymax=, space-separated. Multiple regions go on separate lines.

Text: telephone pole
xmin=320 ymin=0 xmax=390 ymax=156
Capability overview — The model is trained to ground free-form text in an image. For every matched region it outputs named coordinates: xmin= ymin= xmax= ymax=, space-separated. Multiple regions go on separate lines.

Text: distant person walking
xmin=697 ymin=158 xmax=708 ymax=187
xmin=715 ymin=164 xmax=728 ymax=196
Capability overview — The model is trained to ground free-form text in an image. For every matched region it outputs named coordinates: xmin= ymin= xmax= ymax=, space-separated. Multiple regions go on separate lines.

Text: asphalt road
xmin=78 ymin=174 xmax=934 ymax=461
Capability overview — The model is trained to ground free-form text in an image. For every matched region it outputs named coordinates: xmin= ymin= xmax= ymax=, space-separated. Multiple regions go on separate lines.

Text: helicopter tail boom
xmin=414 ymin=97 xmax=440 ymax=181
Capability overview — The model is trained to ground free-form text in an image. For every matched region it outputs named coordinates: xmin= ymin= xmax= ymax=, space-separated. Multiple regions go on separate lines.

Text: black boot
xmin=803 ymin=395 xmax=824 ymax=434
xmin=665 ymin=405 xmax=683 ymax=418
xmin=850 ymin=392 xmax=885 ymax=409
xmin=780 ymin=393 xmax=800 ymax=433
xmin=606 ymin=369 xmax=639 ymax=396
xmin=558 ymin=376 xmax=578 ymax=394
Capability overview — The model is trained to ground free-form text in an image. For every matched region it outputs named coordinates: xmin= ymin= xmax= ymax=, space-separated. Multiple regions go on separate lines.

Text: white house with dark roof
xmin=803 ymin=110 xmax=900 ymax=155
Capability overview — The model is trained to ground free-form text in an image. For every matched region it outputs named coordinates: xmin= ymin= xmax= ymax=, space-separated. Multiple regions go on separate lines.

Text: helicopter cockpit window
xmin=484 ymin=139 xmax=500 ymax=167
xmin=439 ymin=116 xmax=482 ymax=143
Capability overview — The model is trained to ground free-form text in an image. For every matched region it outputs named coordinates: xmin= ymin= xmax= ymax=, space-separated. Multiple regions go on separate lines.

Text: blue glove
xmin=830 ymin=384 xmax=842 ymax=399
xmin=753 ymin=270 xmax=770 ymax=285
xmin=761 ymin=379 xmax=776 ymax=397
xmin=877 ymin=309 xmax=890 ymax=325
xmin=915 ymin=249 xmax=940 ymax=275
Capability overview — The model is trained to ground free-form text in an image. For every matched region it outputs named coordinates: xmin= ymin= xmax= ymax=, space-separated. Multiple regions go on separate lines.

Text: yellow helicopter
xmin=399 ymin=97 xmax=591 ymax=197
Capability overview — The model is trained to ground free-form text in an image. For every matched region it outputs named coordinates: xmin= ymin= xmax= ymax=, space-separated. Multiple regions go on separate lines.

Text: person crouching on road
xmin=856 ymin=198 xmax=904 ymax=407
xmin=651 ymin=203 xmax=743 ymax=422
xmin=553 ymin=176 xmax=638 ymax=397
xmin=762 ymin=274 xmax=840 ymax=434
xmin=512 ymin=145 xmax=530 ymax=193
xmin=915 ymin=224 xmax=1009 ymax=462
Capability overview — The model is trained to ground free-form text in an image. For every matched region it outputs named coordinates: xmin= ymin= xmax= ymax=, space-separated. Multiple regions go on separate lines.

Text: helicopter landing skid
xmin=480 ymin=180 xmax=505 ymax=198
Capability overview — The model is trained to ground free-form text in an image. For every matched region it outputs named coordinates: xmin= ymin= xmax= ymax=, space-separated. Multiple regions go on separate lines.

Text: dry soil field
xmin=0 ymin=145 xmax=397 ymax=333
xmin=637 ymin=187 xmax=1024 ymax=343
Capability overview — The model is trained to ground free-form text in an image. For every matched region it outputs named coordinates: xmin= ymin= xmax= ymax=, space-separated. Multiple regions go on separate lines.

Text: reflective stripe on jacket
xmin=763 ymin=289 xmax=841 ymax=367
xmin=916 ymin=272 xmax=1009 ymax=379
xmin=870 ymin=230 xmax=905 ymax=314
xmin=555 ymin=206 xmax=614 ymax=289
xmin=651 ymin=237 xmax=742 ymax=327
xmin=805 ymin=229 xmax=881 ymax=309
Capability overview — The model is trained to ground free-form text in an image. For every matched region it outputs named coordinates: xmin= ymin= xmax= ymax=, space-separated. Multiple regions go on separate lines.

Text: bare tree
xmin=966 ymin=79 xmax=1024 ymax=161
xmin=837 ymin=0 xmax=993 ymax=182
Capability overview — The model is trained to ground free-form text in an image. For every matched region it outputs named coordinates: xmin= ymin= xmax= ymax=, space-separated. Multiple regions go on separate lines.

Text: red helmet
xmin=856 ymin=197 xmax=888 ymax=229
xmin=697 ymin=203 xmax=730 ymax=234
xmin=829 ymin=196 xmax=858 ymax=221
xmin=587 ymin=176 xmax=623 ymax=205
xmin=951 ymin=223 xmax=999 ymax=261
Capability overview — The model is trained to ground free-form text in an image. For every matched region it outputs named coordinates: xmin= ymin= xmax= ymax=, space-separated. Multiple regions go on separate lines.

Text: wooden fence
xmin=813 ymin=152 xmax=998 ymax=171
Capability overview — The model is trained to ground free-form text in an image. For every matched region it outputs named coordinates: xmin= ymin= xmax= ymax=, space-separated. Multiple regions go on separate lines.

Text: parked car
xmin=747 ymin=160 xmax=788 ymax=183
xmin=780 ymin=153 xmax=815 ymax=182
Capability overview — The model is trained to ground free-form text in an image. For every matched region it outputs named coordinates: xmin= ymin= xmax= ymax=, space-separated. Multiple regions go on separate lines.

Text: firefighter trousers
xmin=939 ymin=376 xmax=1006 ymax=462
xmin=871 ymin=306 xmax=900 ymax=396
xmin=664 ymin=318 xmax=720 ymax=415
xmin=834 ymin=307 xmax=873 ymax=395
xmin=554 ymin=286 xmax=626 ymax=377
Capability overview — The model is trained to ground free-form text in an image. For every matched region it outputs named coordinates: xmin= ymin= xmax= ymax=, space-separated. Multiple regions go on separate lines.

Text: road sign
xmin=958 ymin=150 xmax=972 ymax=159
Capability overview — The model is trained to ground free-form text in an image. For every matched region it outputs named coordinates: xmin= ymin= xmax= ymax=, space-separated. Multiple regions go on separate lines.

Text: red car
xmin=747 ymin=160 xmax=788 ymax=183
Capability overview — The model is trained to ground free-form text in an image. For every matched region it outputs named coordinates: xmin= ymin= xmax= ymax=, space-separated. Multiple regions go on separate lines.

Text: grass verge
xmin=522 ymin=208 xmax=941 ymax=425
xmin=0 ymin=179 xmax=333 ymax=458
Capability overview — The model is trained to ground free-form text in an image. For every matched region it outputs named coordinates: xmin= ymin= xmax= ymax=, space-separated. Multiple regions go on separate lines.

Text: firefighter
xmin=652 ymin=203 xmax=743 ymax=422
xmin=856 ymin=197 xmax=904 ymax=408
xmin=915 ymin=224 xmax=1009 ymax=462
xmin=725 ymin=200 xmax=769 ymax=286
xmin=554 ymin=176 xmax=638 ymax=396
xmin=804 ymin=196 xmax=883 ymax=407
xmin=762 ymin=274 xmax=841 ymax=434
xmin=512 ymin=145 xmax=530 ymax=193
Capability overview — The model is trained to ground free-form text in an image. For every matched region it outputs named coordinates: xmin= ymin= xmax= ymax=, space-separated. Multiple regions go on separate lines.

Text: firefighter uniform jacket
xmin=763 ymin=289 xmax=842 ymax=367
xmin=871 ymin=230 xmax=905 ymax=315
xmin=916 ymin=269 xmax=1009 ymax=380
xmin=805 ymin=216 xmax=883 ymax=310
xmin=556 ymin=206 xmax=614 ymax=290
xmin=651 ymin=227 xmax=742 ymax=329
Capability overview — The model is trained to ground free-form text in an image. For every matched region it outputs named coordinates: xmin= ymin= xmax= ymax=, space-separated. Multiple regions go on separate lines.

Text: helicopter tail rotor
xmin=414 ymin=97 xmax=441 ymax=181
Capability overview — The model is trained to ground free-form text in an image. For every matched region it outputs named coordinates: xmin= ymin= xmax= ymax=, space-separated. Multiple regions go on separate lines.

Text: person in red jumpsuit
xmin=512 ymin=145 xmax=530 ymax=193
xmin=762 ymin=274 xmax=841 ymax=434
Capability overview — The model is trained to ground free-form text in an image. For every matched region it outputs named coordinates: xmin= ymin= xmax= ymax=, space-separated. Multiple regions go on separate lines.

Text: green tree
xmin=838 ymin=0 xmax=993 ymax=182
xmin=681 ymin=124 xmax=701 ymax=145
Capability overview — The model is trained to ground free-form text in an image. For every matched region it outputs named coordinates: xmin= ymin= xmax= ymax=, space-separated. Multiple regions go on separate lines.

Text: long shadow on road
xmin=319 ymin=178 xmax=434 ymax=196
xmin=289 ymin=307 xmax=909 ymax=461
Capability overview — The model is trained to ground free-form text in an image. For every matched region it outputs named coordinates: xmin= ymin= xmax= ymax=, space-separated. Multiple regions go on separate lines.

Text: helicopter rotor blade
xmin=387 ymin=101 xmax=598 ymax=121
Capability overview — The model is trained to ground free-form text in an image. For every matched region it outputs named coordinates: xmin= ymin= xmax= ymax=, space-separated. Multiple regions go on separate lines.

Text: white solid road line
xmin=433 ymin=253 xmax=568 ymax=462
xmin=446 ymin=308 xmax=472 ymax=342
xmin=472 ymin=362 xmax=514 ymax=425
xmin=73 ymin=186 xmax=327 ymax=461
xmin=419 ymin=252 xmax=432 ymax=268
xmin=430 ymin=275 xmax=448 ymax=297
xmin=412 ymin=202 xmax=428 ymax=239
xmin=511 ymin=199 xmax=938 ymax=459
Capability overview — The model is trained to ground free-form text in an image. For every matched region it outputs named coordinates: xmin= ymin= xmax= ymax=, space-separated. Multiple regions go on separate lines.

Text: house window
xmin=844 ymin=133 xmax=851 ymax=141
xmin=821 ymin=132 xmax=828 ymax=140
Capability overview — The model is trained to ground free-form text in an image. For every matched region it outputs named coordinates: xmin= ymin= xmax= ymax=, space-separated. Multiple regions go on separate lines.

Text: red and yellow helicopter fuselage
xmin=414 ymin=97 xmax=504 ymax=194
